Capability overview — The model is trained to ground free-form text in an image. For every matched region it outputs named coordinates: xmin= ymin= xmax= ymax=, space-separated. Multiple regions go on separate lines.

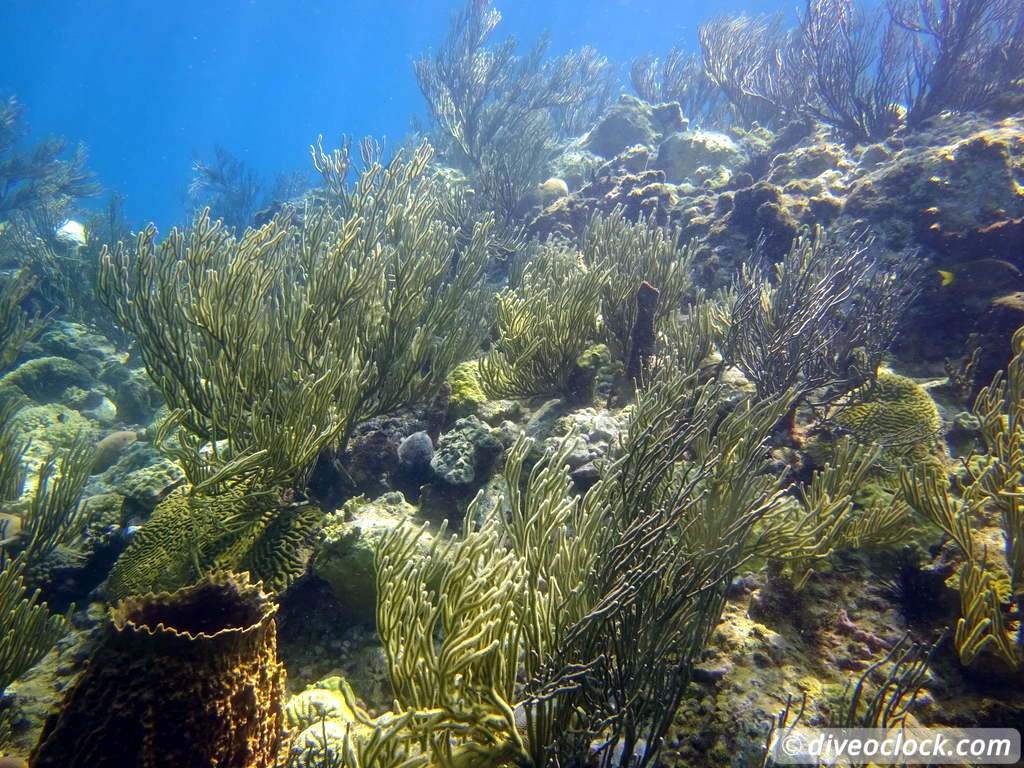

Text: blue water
xmin=1 ymin=0 xmax=785 ymax=231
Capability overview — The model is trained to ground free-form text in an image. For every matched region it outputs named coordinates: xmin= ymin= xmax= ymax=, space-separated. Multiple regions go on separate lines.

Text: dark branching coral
xmin=415 ymin=0 xmax=614 ymax=228
xmin=702 ymin=5 xmax=893 ymax=135
xmin=701 ymin=0 xmax=1024 ymax=141
xmin=796 ymin=0 xmax=1024 ymax=140
xmin=839 ymin=637 xmax=935 ymax=729
xmin=188 ymin=145 xmax=264 ymax=232
xmin=0 ymin=97 xmax=99 ymax=231
xmin=698 ymin=13 xmax=806 ymax=128
xmin=797 ymin=0 xmax=910 ymax=142
xmin=723 ymin=227 xmax=922 ymax=400
xmin=0 ymin=270 xmax=47 ymax=374
xmin=531 ymin=376 xmax=789 ymax=768
xmin=31 ymin=572 xmax=287 ymax=768
xmin=630 ymin=47 xmax=729 ymax=125
xmin=890 ymin=0 xmax=1024 ymax=128
xmin=100 ymin=140 xmax=492 ymax=492
xmin=767 ymin=636 xmax=934 ymax=748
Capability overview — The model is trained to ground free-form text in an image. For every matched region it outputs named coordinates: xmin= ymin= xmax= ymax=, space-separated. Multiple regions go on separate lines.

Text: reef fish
xmin=55 ymin=219 xmax=87 ymax=247
xmin=91 ymin=429 xmax=139 ymax=474
xmin=936 ymin=258 xmax=1023 ymax=297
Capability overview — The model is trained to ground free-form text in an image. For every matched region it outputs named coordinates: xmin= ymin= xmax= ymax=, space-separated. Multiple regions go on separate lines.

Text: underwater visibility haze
xmin=1 ymin=0 xmax=1024 ymax=766
xmin=0 ymin=0 xmax=780 ymax=230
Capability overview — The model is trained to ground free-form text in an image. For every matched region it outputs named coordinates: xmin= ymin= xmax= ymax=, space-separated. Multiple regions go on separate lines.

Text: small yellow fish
xmin=937 ymin=259 xmax=1023 ymax=295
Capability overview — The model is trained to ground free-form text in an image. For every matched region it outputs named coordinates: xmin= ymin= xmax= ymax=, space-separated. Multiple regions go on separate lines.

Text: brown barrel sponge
xmin=30 ymin=572 xmax=287 ymax=768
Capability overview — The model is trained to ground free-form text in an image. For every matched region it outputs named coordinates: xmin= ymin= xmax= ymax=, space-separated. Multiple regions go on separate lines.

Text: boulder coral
xmin=656 ymin=129 xmax=746 ymax=184
xmin=584 ymin=94 xmax=686 ymax=158
xmin=312 ymin=492 xmax=420 ymax=625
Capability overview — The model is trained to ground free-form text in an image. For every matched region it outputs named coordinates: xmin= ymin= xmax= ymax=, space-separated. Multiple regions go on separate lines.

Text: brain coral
xmin=831 ymin=370 xmax=943 ymax=473
xmin=104 ymin=484 xmax=321 ymax=600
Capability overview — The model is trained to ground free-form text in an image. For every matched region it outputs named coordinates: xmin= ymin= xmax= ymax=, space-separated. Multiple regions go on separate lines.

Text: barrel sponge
xmin=30 ymin=572 xmax=287 ymax=768
xmin=104 ymin=485 xmax=322 ymax=600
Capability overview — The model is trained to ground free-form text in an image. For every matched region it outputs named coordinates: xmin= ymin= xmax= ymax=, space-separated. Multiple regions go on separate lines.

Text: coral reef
xmin=528 ymin=168 xmax=677 ymax=243
xmin=188 ymin=146 xmax=264 ymax=232
xmin=846 ymin=117 xmax=1024 ymax=251
xmin=5 ymin=3 xmax=1024 ymax=765
xmin=630 ymin=45 xmax=727 ymax=124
